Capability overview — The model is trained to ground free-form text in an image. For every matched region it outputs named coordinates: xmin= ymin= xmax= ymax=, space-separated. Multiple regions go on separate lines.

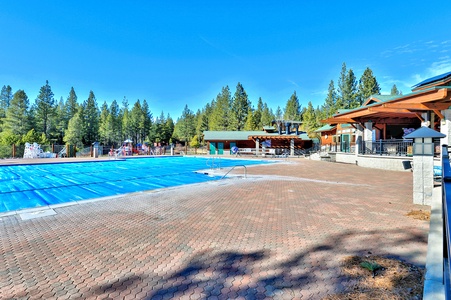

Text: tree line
xmin=0 ymin=63 xmax=402 ymax=149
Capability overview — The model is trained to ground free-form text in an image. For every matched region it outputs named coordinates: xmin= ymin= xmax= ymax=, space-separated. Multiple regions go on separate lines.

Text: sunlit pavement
xmin=0 ymin=158 xmax=428 ymax=299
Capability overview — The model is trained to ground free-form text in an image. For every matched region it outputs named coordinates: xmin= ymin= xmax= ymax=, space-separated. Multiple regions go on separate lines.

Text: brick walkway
xmin=0 ymin=159 xmax=429 ymax=299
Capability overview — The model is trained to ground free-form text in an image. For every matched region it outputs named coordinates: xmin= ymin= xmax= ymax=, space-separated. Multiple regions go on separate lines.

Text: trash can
xmin=402 ymin=160 xmax=412 ymax=170
xmin=93 ymin=142 xmax=99 ymax=158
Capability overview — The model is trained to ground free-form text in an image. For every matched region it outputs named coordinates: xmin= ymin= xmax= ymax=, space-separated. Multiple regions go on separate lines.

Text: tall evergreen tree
xmin=337 ymin=62 xmax=347 ymax=109
xmin=0 ymin=85 xmax=13 ymax=130
xmin=64 ymin=112 xmax=84 ymax=148
xmin=109 ymin=100 xmax=121 ymax=145
xmin=82 ymin=90 xmax=99 ymax=145
xmin=4 ymin=90 xmax=30 ymax=136
xmin=121 ymin=97 xmax=132 ymax=141
xmin=141 ymin=99 xmax=152 ymax=142
xmin=261 ymin=102 xmax=274 ymax=127
xmin=130 ymin=100 xmax=145 ymax=144
xmin=98 ymin=101 xmax=110 ymax=145
xmin=209 ymin=86 xmax=231 ymax=130
xmin=164 ymin=114 xmax=174 ymax=144
xmin=390 ymin=84 xmax=402 ymax=95
xmin=344 ymin=69 xmax=359 ymax=108
xmin=35 ymin=80 xmax=56 ymax=137
xmin=253 ymin=98 xmax=264 ymax=129
xmin=174 ymin=105 xmax=195 ymax=149
xmin=230 ymin=82 xmax=250 ymax=131
xmin=323 ymin=80 xmax=338 ymax=117
xmin=283 ymin=91 xmax=301 ymax=120
xmin=275 ymin=106 xmax=282 ymax=119
xmin=196 ymin=107 xmax=209 ymax=145
xmin=66 ymin=87 xmax=78 ymax=120
xmin=358 ymin=67 xmax=381 ymax=104
xmin=302 ymin=101 xmax=318 ymax=135
xmin=54 ymin=96 xmax=67 ymax=144
xmin=243 ymin=107 xmax=259 ymax=130
xmin=337 ymin=62 xmax=358 ymax=109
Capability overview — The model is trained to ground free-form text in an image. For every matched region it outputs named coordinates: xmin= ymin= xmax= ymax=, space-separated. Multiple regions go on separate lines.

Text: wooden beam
xmin=415 ymin=113 xmax=424 ymax=122
xmin=368 ymin=107 xmax=413 ymax=113
xmin=395 ymin=88 xmax=448 ymax=104
xmin=434 ymin=109 xmax=444 ymax=120
xmin=423 ymin=102 xmax=451 ymax=110
xmin=321 ymin=117 xmax=356 ymax=124
xmin=383 ymin=102 xmax=451 ymax=110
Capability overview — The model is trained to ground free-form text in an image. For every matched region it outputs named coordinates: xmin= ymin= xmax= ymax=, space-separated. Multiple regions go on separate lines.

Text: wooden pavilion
xmin=321 ymin=71 xmax=451 ymax=152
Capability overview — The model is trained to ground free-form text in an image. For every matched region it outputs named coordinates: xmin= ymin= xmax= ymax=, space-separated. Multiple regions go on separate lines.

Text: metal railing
xmin=206 ymin=157 xmax=221 ymax=169
xmin=360 ymin=139 xmax=414 ymax=156
xmin=442 ymin=144 xmax=451 ymax=298
xmin=221 ymin=165 xmax=247 ymax=180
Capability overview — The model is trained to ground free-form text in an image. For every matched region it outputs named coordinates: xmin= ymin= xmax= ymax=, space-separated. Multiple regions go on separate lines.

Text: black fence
xmin=360 ymin=139 xmax=414 ymax=156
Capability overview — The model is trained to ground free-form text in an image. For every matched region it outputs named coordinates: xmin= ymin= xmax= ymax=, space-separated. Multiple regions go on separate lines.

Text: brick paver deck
xmin=0 ymin=158 xmax=429 ymax=299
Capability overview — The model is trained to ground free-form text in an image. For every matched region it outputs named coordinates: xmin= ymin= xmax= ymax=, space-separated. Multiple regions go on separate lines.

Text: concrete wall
xmin=333 ymin=152 xmax=441 ymax=171
xmin=335 ymin=153 xmax=413 ymax=171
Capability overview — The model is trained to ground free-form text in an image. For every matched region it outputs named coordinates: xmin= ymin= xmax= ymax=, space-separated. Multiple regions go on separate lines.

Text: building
xmin=319 ymin=71 xmax=451 ymax=170
xmin=203 ymin=120 xmax=316 ymax=156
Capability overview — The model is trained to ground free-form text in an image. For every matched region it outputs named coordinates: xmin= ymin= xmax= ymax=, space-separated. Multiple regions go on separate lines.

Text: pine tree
xmin=109 ymin=100 xmax=121 ymax=145
xmin=3 ymin=90 xmax=30 ymax=136
xmin=302 ymin=101 xmax=319 ymax=135
xmin=35 ymin=80 xmax=56 ymax=137
xmin=121 ymin=97 xmax=132 ymax=142
xmin=253 ymin=98 xmax=264 ymax=129
xmin=54 ymin=97 xmax=67 ymax=144
xmin=196 ymin=108 xmax=209 ymax=145
xmin=0 ymin=85 xmax=13 ymax=130
xmin=209 ymin=86 xmax=231 ymax=130
xmin=337 ymin=63 xmax=359 ymax=109
xmin=243 ymin=107 xmax=259 ymax=130
xmin=345 ymin=69 xmax=359 ymax=108
xmin=141 ymin=99 xmax=152 ymax=142
xmin=64 ymin=112 xmax=84 ymax=148
xmin=261 ymin=103 xmax=274 ymax=127
xmin=230 ymin=82 xmax=250 ymax=131
xmin=82 ymin=90 xmax=99 ymax=145
xmin=337 ymin=62 xmax=347 ymax=109
xmin=175 ymin=105 xmax=195 ymax=149
xmin=390 ymin=84 xmax=402 ymax=95
xmin=164 ymin=114 xmax=174 ymax=144
xmin=98 ymin=101 xmax=110 ymax=145
xmin=358 ymin=67 xmax=381 ymax=104
xmin=323 ymin=80 xmax=338 ymax=117
xmin=66 ymin=87 xmax=78 ymax=120
xmin=130 ymin=100 xmax=145 ymax=144
xmin=275 ymin=106 xmax=282 ymax=119
xmin=284 ymin=91 xmax=301 ymax=120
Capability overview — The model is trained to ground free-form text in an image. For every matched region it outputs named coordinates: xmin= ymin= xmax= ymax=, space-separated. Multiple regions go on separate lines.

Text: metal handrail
xmin=221 ymin=165 xmax=247 ymax=180
xmin=207 ymin=157 xmax=221 ymax=169
xmin=442 ymin=144 xmax=451 ymax=298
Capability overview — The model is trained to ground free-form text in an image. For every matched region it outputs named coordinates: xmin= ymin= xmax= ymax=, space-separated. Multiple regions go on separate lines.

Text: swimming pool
xmin=0 ymin=156 xmax=270 ymax=213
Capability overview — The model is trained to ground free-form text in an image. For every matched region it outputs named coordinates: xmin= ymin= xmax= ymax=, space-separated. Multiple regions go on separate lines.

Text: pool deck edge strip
xmin=19 ymin=209 xmax=57 ymax=220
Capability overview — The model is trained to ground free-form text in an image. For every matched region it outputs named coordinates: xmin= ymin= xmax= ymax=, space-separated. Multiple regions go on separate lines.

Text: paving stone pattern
xmin=0 ymin=159 xmax=429 ymax=299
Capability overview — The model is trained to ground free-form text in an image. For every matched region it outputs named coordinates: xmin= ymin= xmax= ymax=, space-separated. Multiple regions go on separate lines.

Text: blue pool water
xmin=0 ymin=157 xmax=270 ymax=213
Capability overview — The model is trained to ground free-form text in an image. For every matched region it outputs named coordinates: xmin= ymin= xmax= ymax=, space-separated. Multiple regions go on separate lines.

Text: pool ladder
xmin=221 ymin=165 xmax=247 ymax=179
xmin=207 ymin=157 xmax=221 ymax=169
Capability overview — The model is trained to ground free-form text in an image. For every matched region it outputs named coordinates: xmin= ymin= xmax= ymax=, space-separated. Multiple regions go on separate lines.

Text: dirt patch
xmin=324 ymin=255 xmax=424 ymax=300
xmin=406 ymin=210 xmax=431 ymax=221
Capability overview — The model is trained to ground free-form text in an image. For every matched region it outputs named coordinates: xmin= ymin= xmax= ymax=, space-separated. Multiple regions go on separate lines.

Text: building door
xmin=209 ymin=143 xmax=216 ymax=155
xmin=341 ymin=134 xmax=350 ymax=152
xmin=217 ymin=142 xmax=224 ymax=155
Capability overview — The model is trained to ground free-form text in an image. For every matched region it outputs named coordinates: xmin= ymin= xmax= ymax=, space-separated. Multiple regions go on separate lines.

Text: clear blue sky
xmin=1 ymin=1 xmax=450 ymax=120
